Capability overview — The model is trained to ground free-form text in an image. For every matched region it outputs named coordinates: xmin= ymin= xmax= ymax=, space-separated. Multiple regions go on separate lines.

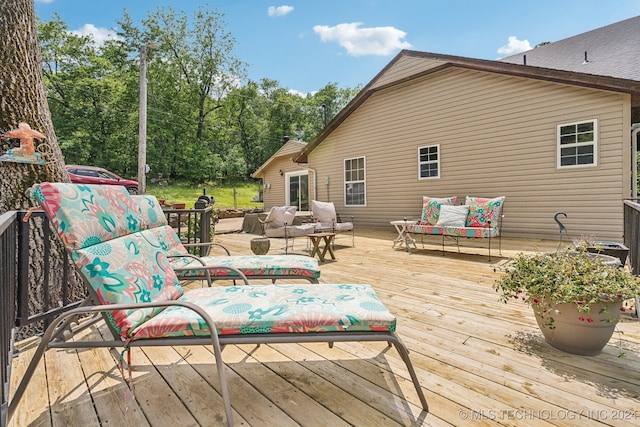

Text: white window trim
xmin=418 ymin=144 xmax=440 ymax=180
xmin=344 ymin=156 xmax=366 ymax=207
xmin=556 ymin=119 xmax=598 ymax=169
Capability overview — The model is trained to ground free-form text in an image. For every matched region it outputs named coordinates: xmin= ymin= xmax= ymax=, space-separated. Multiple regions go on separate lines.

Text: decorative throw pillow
xmin=311 ymin=200 xmax=337 ymax=224
xmin=266 ymin=206 xmax=297 ymax=227
xmin=420 ymin=196 xmax=457 ymax=225
xmin=465 ymin=196 xmax=505 ymax=228
xmin=435 ymin=205 xmax=469 ymax=227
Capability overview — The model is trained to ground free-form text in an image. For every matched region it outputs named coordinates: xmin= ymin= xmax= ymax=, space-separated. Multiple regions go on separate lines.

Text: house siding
xmin=261 ymin=156 xmax=309 ymax=209
xmin=309 ymin=67 xmax=631 ymax=240
xmin=372 ymin=56 xmax=446 ymax=88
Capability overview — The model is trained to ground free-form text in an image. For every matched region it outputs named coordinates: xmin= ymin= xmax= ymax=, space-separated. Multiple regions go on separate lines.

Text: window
xmin=557 ymin=119 xmax=597 ymax=168
xmin=418 ymin=145 xmax=440 ymax=179
xmin=344 ymin=156 xmax=366 ymax=206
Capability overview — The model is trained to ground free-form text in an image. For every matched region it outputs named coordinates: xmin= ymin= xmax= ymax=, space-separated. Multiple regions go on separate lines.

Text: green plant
xmin=493 ymin=246 xmax=640 ymax=328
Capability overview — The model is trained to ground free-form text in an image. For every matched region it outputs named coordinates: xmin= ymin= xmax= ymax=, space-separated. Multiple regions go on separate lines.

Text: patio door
xmin=286 ymin=171 xmax=309 ymax=211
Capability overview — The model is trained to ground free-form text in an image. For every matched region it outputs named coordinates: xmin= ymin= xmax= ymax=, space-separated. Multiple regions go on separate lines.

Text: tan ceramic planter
xmin=533 ymin=300 xmax=621 ymax=355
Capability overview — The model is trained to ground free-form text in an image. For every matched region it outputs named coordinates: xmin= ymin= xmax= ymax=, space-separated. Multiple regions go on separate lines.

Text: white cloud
xmin=70 ymin=24 xmax=119 ymax=46
xmin=497 ymin=36 xmax=532 ymax=55
xmin=35 ymin=0 xmax=54 ymax=3
xmin=268 ymin=5 xmax=294 ymax=17
xmin=313 ymin=22 xmax=411 ymax=56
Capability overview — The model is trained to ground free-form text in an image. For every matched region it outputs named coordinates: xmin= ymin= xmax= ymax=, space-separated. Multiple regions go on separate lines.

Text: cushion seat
xmin=315 ymin=221 xmax=353 ymax=233
xmin=264 ymin=222 xmax=316 ymax=238
xmin=130 ymin=283 xmax=396 ymax=339
xmin=171 ymin=254 xmax=321 ymax=280
xmin=406 ymin=223 xmax=499 ymax=238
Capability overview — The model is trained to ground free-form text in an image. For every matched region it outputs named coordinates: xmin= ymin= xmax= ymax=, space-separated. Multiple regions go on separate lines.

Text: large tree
xmin=0 ymin=0 xmax=82 ymax=334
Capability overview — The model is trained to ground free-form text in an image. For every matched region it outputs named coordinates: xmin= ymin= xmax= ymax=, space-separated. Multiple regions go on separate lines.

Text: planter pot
xmin=172 ymin=203 xmax=186 ymax=210
xmin=250 ymin=237 xmax=270 ymax=255
xmin=586 ymin=242 xmax=629 ymax=266
xmin=533 ymin=300 xmax=621 ymax=355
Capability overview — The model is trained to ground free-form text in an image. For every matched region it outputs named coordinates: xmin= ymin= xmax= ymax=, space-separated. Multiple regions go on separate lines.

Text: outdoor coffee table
xmin=307 ymin=232 xmax=336 ymax=262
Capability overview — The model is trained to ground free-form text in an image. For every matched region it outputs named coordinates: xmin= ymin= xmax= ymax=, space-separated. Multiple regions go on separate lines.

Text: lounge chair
xmin=259 ymin=205 xmax=316 ymax=253
xmin=7 ymin=183 xmax=428 ymax=426
xmin=134 ymin=195 xmax=320 ymax=283
xmin=311 ymin=200 xmax=355 ymax=247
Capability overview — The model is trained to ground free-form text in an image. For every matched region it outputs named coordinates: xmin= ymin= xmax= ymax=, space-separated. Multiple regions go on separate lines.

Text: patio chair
xmin=7 ymin=182 xmax=428 ymax=427
xmin=311 ymin=200 xmax=355 ymax=247
xmin=134 ymin=195 xmax=320 ymax=283
xmin=259 ymin=205 xmax=316 ymax=253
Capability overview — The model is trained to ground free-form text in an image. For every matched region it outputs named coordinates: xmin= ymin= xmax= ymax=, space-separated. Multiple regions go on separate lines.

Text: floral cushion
xmin=406 ymin=224 xmax=499 ymax=238
xmin=420 ymin=196 xmax=457 ymax=225
xmin=31 ymin=183 xmax=144 ymax=250
xmin=131 ymin=284 xmax=396 ymax=339
xmin=148 ymin=225 xmax=321 ymax=279
xmin=74 ymin=229 xmax=184 ymax=337
xmin=464 ymin=196 xmax=505 ymax=228
xmin=133 ymin=195 xmax=168 ymax=228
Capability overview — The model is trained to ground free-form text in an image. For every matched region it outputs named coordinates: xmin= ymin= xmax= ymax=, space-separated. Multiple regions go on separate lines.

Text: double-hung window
xmin=344 ymin=156 xmax=366 ymax=206
xmin=418 ymin=144 xmax=440 ymax=179
xmin=557 ymin=119 xmax=597 ymax=168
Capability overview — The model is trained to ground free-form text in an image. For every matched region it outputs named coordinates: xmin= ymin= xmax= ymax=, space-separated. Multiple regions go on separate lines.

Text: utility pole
xmin=138 ymin=44 xmax=157 ymax=194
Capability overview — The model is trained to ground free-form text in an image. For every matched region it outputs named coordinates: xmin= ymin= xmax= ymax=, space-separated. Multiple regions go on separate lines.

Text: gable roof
xmin=251 ymin=139 xmax=307 ymax=178
xmin=500 ymin=15 xmax=640 ymax=81
xmin=293 ymin=49 xmax=640 ymax=163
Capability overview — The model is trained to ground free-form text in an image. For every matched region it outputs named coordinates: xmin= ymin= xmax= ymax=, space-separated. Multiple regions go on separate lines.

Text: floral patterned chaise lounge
xmin=406 ymin=195 xmax=505 ymax=260
xmin=132 ymin=194 xmax=320 ymax=283
xmin=8 ymin=182 xmax=428 ymax=427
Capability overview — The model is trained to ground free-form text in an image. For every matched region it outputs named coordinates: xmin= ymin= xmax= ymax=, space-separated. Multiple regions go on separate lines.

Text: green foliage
xmin=147 ymin=181 xmax=262 ymax=209
xmin=37 ymin=8 xmax=359 ymax=184
xmin=493 ymin=246 xmax=640 ymax=326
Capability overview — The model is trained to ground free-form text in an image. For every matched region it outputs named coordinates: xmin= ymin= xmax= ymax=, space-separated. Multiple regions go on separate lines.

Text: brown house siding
xmin=308 ymin=66 xmax=631 ymax=241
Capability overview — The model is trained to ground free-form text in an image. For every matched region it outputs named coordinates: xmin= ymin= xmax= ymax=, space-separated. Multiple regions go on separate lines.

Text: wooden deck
xmin=8 ymin=227 xmax=640 ymax=426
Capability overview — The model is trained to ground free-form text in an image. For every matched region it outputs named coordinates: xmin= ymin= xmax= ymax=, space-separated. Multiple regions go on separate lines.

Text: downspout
xmin=633 ymin=125 xmax=640 ymax=198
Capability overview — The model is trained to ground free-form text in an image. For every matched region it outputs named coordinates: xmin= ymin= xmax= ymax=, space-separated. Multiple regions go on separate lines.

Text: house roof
xmin=251 ymin=139 xmax=307 ymax=178
xmin=500 ymin=16 xmax=640 ymax=81
xmin=293 ymin=49 xmax=640 ymax=163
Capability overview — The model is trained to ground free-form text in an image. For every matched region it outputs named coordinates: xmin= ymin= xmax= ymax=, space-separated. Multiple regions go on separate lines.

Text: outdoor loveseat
xmin=406 ymin=195 xmax=505 ymax=260
xmin=8 ymin=183 xmax=428 ymax=426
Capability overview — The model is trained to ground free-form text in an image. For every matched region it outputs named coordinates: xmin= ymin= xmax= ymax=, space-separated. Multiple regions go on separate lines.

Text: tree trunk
xmin=0 ymin=0 xmax=85 ymax=336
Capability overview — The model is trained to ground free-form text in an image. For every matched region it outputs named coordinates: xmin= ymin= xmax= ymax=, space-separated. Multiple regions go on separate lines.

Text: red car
xmin=65 ymin=165 xmax=139 ymax=194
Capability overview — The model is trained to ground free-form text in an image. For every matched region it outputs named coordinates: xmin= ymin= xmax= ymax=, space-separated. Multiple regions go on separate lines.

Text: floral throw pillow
xmin=420 ymin=196 xmax=457 ymax=225
xmin=465 ymin=196 xmax=505 ymax=228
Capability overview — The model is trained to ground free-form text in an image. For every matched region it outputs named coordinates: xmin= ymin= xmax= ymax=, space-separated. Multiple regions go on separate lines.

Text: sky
xmin=34 ymin=0 xmax=640 ymax=95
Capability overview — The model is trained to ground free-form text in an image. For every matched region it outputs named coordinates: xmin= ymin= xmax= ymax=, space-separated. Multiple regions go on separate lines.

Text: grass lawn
xmin=146 ymin=181 xmax=263 ymax=209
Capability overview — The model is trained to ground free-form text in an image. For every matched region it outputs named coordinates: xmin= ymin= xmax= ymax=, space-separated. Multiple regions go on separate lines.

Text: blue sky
xmin=35 ymin=0 xmax=640 ymax=95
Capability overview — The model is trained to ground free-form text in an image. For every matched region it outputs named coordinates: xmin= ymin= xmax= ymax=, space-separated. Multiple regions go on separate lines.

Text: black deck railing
xmin=623 ymin=200 xmax=640 ymax=275
xmin=1 ymin=211 xmax=17 ymax=427
xmin=162 ymin=206 xmax=215 ymax=257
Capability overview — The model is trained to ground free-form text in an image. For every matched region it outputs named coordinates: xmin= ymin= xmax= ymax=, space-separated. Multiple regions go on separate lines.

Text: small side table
xmin=390 ymin=219 xmax=418 ymax=252
xmin=307 ymin=232 xmax=336 ymax=262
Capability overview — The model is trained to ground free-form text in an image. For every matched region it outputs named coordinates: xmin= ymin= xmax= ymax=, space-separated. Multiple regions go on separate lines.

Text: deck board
xmin=8 ymin=228 xmax=640 ymax=426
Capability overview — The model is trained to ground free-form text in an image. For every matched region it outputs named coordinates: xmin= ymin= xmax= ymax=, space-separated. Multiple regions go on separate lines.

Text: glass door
xmin=286 ymin=172 xmax=309 ymax=211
